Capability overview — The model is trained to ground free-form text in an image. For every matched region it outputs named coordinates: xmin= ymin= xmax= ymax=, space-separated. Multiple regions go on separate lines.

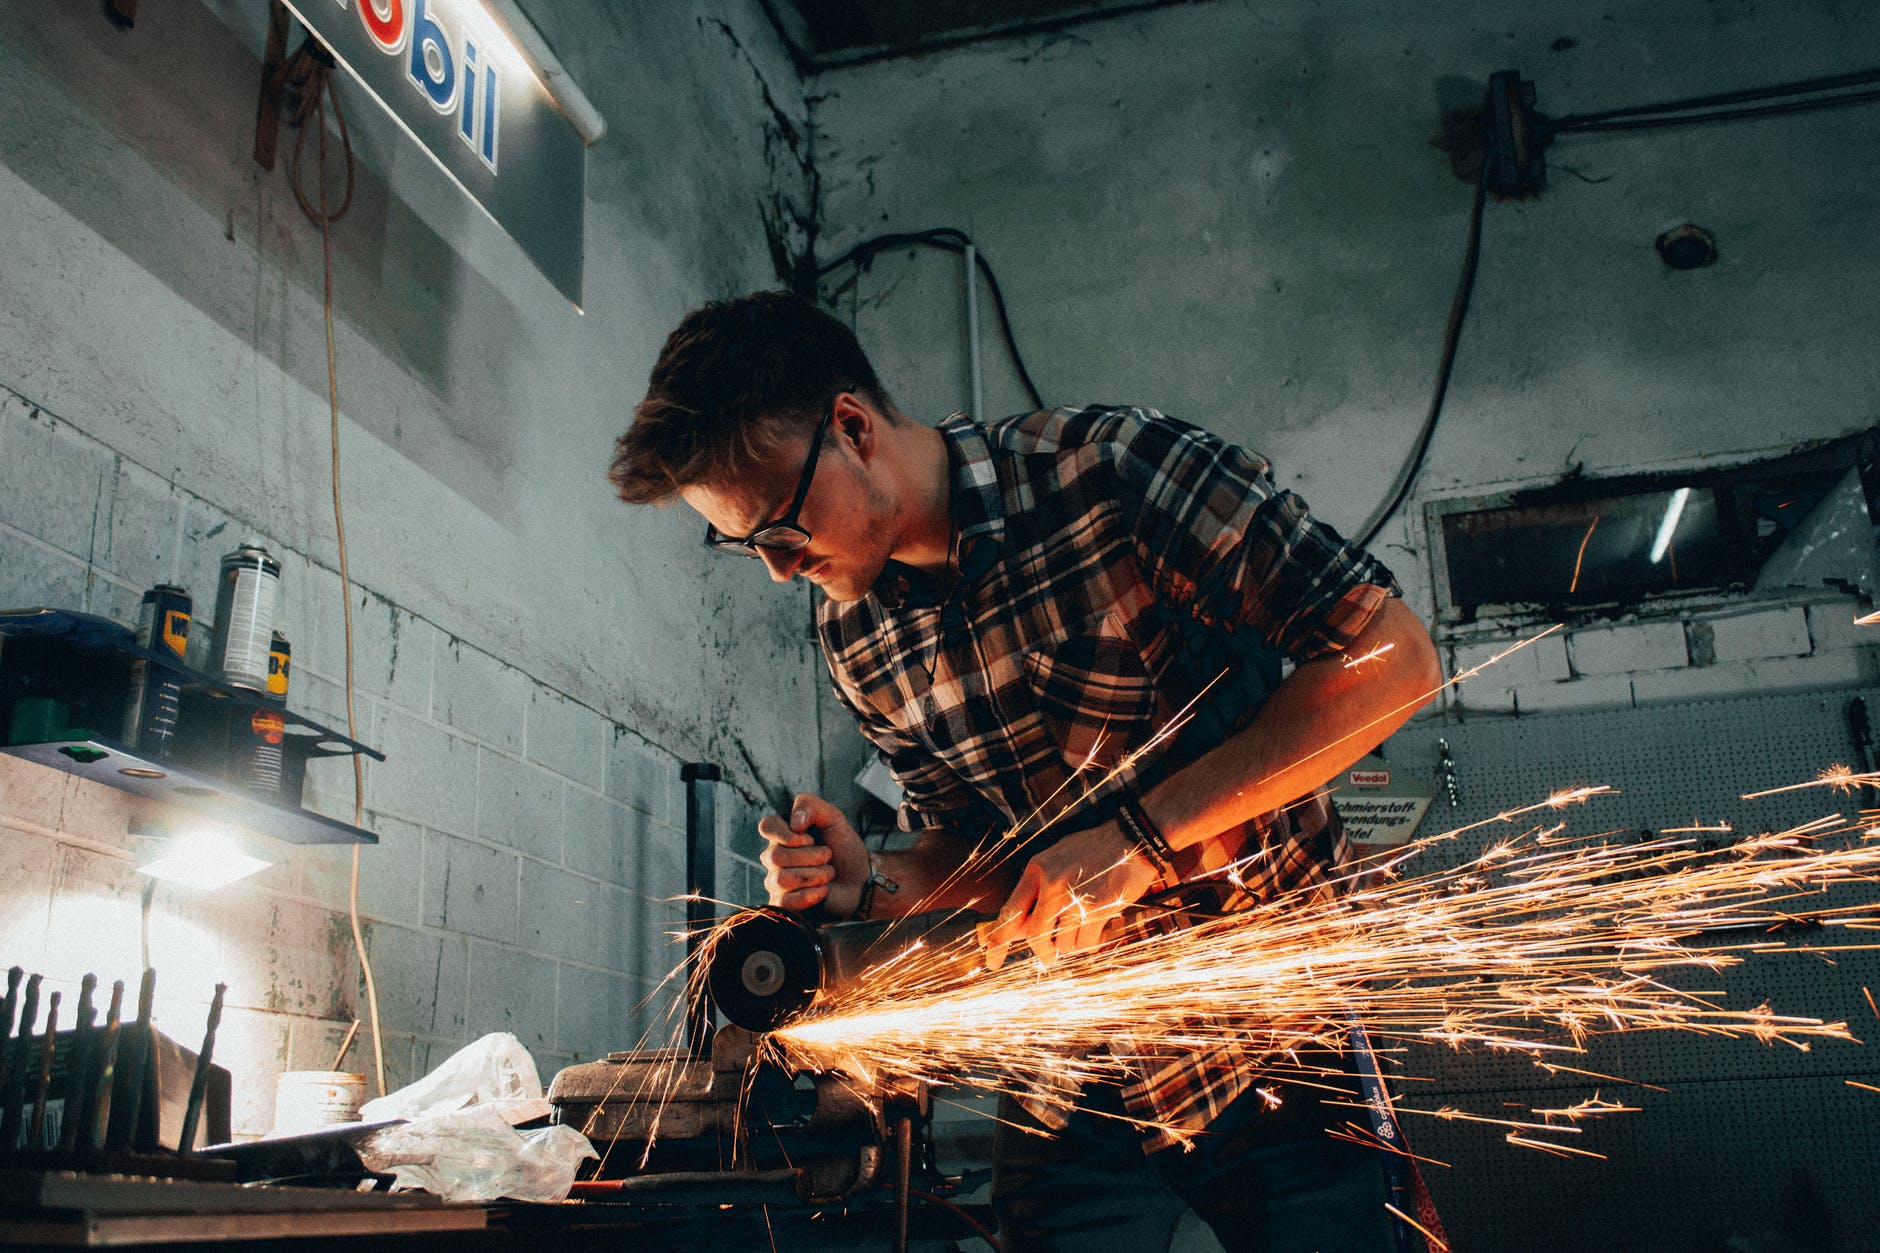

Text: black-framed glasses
xmin=703 ymin=393 xmax=838 ymax=557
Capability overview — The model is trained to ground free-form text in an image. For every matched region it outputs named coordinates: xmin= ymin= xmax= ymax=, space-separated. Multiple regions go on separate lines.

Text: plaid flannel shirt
xmin=818 ymin=406 xmax=1399 ymax=1151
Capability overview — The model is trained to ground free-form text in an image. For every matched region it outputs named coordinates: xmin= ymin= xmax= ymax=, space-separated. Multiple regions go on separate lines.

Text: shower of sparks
xmin=1741 ymin=764 xmax=1880 ymax=799
xmin=1568 ymin=514 xmax=1601 ymax=593
xmin=649 ymin=628 xmax=1872 ymax=1172
xmin=1384 ymin=1202 xmax=1451 ymax=1252
xmin=763 ymin=788 xmax=1880 ymax=1154
xmin=1855 ymin=610 xmax=1880 ymax=627
xmin=1344 ymin=642 xmax=1397 ymax=669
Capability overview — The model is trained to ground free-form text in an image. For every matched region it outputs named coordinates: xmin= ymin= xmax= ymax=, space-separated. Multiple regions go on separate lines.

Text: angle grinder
xmin=705 ymin=906 xmax=993 ymax=1032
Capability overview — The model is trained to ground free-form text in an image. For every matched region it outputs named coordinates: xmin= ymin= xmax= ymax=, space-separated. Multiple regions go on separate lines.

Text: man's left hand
xmin=982 ymin=822 xmax=1164 ymax=968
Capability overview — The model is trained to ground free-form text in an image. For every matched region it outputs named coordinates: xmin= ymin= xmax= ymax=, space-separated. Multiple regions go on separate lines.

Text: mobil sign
xmin=284 ymin=0 xmax=588 ymax=305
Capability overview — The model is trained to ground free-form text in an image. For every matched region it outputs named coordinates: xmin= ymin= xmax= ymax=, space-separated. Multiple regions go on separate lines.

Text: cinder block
xmin=213 ymin=1005 xmax=293 ymax=1138
xmin=1633 ymin=651 xmax=1875 ymax=705
xmin=84 ymin=573 xmax=142 ymax=627
xmin=634 ymin=901 xmax=692 ymax=995
xmin=519 ymin=861 xmax=640 ymax=971
xmin=607 ymin=726 xmax=676 ymax=823
xmin=340 ymin=812 xmax=426 ymax=927
xmin=0 ymin=403 xmax=109 ymax=558
xmin=101 ymin=458 xmax=183 ymax=589
xmin=429 ymin=833 xmax=519 ymax=944
xmin=278 ymin=561 xmax=431 ymax=715
xmin=1566 ymin=622 xmax=1689 ymax=675
xmin=212 ymin=893 xmax=357 ymax=1021
xmin=563 ymin=787 xmax=663 ymax=887
xmin=370 ymin=1030 xmax=424 ymax=1101
xmin=1806 ymin=602 xmax=1879 ymax=655
xmin=630 ymin=815 xmax=689 ymax=908
xmin=0 ymin=825 xmax=57 ymax=969
xmin=555 ymin=964 xmax=648 ymax=1058
xmin=286 ymin=1015 xmax=366 ymax=1075
xmin=292 ymin=671 xmax=376 ymax=748
xmin=356 ymin=922 xmax=468 ymax=1039
xmin=1448 ymin=631 xmax=1571 ymax=686
xmin=359 ymin=592 xmax=434 ymax=715
xmin=464 ymin=942 xmax=557 ymax=1056
xmin=0 ymin=532 xmax=91 ymax=619
xmin=0 ymin=755 xmax=139 ymax=848
xmin=477 ymin=748 xmax=564 ymax=862
xmin=381 ymin=605 xmax=437 ymax=717
xmin=1446 ymin=679 xmax=1515 ymax=716
xmin=263 ymin=900 xmax=360 ymax=1022
xmin=1511 ymin=674 xmax=1634 ymax=715
xmin=721 ymin=792 xmax=769 ymax=864
xmin=434 ymin=638 xmax=528 ymax=752
xmin=525 ymin=685 xmax=606 ymax=790
xmin=1707 ymin=607 xmax=1811 ymax=664
xmin=370 ymin=710 xmax=478 ymax=835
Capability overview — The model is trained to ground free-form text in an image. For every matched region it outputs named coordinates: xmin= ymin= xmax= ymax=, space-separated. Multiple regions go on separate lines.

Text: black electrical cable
xmin=1354 ymin=164 xmax=1488 ymax=551
xmin=1555 ymin=86 xmax=1880 ymax=134
xmin=1550 ymin=65 xmax=1880 ymax=129
xmin=818 ymin=228 xmax=1045 ymax=410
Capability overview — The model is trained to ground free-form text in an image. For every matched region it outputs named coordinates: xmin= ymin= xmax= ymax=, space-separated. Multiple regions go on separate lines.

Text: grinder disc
xmin=705 ymin=908 xmax=822 ymax=1031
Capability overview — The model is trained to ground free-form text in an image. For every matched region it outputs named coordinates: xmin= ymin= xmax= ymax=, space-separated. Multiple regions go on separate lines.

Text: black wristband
xmin=850 ymin=858 xmax=900 ymax=922
xmin=1116 ymin=798 xmax=1176 ymax=880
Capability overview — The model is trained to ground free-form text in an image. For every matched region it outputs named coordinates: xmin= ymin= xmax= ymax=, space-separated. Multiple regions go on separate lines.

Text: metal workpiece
xmin=106 ymin=968 xmax=156 ymax=1152
xmin=86 ymin=980 xmax=127 ymax=1152
xmin=27 ymin=992 xmax=60 ymax=1149
xmin=177 ymin=982 xmax=227 ymax=1156
xmin=705 ymin=906 xmax=993 ymax=1033
xmin=58 ymin=974 xmax=98 ymax=1152
xmin=0 ymin=972 xmax=42 ymax=1149
xmin=550 ymin=1022 xmax=929 ymax=1209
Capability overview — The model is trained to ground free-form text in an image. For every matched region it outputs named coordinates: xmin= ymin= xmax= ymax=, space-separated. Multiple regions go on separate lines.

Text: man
xmin=612 ymin=290 xmax=1443 ymax=1252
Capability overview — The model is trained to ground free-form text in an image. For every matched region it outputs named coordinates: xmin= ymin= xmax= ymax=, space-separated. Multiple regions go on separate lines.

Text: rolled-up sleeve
xmin=1115 ymin=411 xmax=1398 ymax=660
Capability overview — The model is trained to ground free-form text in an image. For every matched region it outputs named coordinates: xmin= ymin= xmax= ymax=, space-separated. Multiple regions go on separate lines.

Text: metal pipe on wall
xmin=681 ymin=763 xmax=722 ymax=1057
xmin=964 ymin=243 xmax=983 ymax=419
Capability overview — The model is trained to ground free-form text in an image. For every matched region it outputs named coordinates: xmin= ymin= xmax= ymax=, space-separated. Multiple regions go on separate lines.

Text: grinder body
xmin=706 ymin=906 xmax=991 ymax=1032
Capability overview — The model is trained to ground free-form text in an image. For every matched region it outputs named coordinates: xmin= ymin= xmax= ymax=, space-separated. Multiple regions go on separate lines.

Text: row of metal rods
xmin=0 ymin=964 xmax=226 ymax=1157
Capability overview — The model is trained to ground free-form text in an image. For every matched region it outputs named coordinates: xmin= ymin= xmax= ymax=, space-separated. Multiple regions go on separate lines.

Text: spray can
xmin=245 ymin=632 xmax=291 ymax=796
xmin=209 ymin=545 xmax=281 ymax=692
xmin=121 ymin=584 xmax=192 ymax=756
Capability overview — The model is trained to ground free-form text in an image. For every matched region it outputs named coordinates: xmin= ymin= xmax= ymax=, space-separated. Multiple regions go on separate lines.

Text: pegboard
xmin=1377 ymin=686 xmax=1880 ymax=1252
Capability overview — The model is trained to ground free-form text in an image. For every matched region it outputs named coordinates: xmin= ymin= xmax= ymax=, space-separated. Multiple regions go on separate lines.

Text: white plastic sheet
xmin=353 ymin=1031 xmax=594 ymax=1201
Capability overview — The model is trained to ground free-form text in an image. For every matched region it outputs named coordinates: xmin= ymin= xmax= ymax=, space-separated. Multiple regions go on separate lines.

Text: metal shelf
xmin=0 ymin=607 xmax=384 ymax=846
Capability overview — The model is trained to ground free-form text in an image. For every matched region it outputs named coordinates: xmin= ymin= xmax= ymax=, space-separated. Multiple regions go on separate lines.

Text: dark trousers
xmin=991 ymin=1071 xmax=1401 ymax=1253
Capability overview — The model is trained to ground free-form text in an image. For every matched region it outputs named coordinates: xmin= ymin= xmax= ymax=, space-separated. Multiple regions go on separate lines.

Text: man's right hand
xmin=758 ymin=793 xmax=870 ymax=917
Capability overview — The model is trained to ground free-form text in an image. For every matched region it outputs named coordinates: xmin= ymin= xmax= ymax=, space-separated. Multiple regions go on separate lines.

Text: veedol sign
xmin=284 ymin=0 xmax=588 ymax=306
xmin=1330 ymin=754 xmax=1435 ymax=847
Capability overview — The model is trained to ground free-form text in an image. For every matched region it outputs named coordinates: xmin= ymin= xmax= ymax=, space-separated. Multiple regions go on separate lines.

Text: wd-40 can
xmin=246 ymin=632 xmax=291 ymax=796
xmin=121 ymin=584 xmax=192 ymax=756
xmin=210 ymin=545 xmax=281 ymax=691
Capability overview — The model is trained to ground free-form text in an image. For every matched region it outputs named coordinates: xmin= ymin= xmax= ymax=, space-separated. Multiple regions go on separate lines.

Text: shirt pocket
xmin=1019 ymin=614 xmax=1160 ymax=772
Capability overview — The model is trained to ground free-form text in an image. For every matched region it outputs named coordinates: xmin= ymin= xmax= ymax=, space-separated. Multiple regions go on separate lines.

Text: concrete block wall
xmin=1444 ymin=602 xmax=1878 ymax=717
xmin=0 ymin=388 xmax=767 ymax=1136
xmin=806 ymin=0 xmax=1880 ymax=768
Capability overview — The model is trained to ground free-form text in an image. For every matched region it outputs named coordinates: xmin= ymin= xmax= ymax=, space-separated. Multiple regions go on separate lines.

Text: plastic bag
xmin=359 ymin=1031 xmax=543 ymax=1124
xmin=356 ymin=1104 xmax=596 ymax=1202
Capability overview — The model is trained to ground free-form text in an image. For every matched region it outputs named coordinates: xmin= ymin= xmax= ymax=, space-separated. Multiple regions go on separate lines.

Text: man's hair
xmin=610 ymin=290 xmax=893 ymax=504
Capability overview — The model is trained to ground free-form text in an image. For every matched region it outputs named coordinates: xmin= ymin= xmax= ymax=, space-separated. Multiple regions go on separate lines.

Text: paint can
xmin=245 ymin=632 xmax=291 ymax=795
xmin=209 ymin=545 xmax=281 ymax=691
xmin=270 ymin=1070 xmax=366 ymax=1136
xmin=121 ymin=584 xmax=192 ymax=757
